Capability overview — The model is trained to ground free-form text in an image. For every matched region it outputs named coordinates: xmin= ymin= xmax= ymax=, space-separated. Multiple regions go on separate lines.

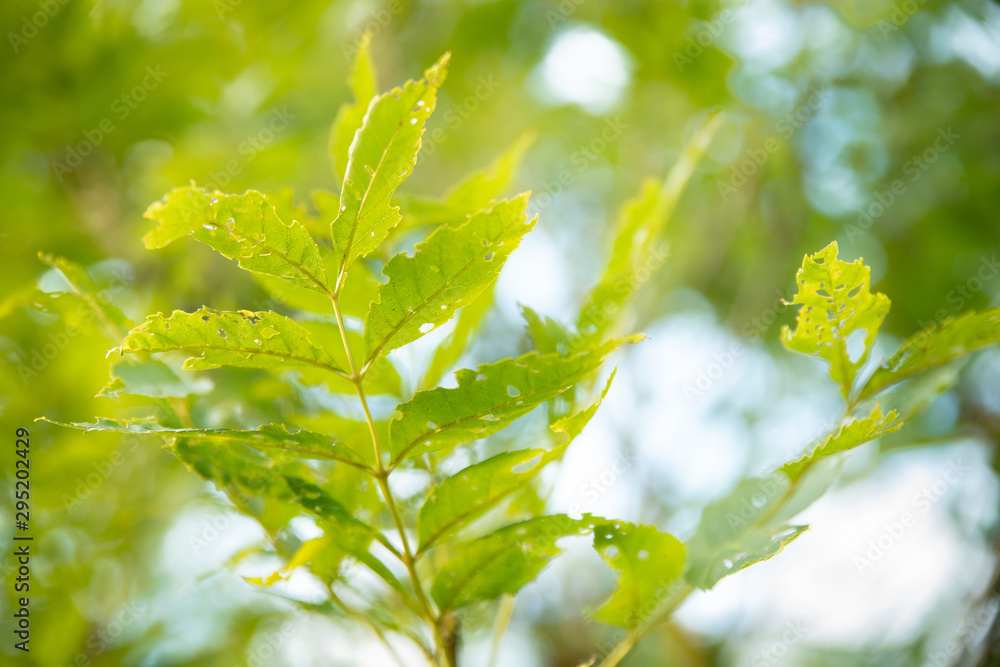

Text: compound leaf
xmin=859 ymin=308 xmax=1000 ymax=399
xmin=781 ymin=242 xmax=890 ymax=397
xmin=591 ymin=521 xmax=685 ymax=629
xmin=365 ymin=195 xmax=534 ymax=362
xmin=144 ymin=187 xmax=333 ymax=295
xmin=119 ymin=307 xmax=346 ymax=376
xmin=430 ymin=514 xmax=591 ymax=610
xmin=331 ymin=54 xmax=449 ymax=274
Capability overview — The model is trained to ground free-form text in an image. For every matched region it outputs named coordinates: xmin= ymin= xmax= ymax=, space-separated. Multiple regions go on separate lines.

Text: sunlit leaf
xmin=388 ymin=339 xmax=626 ymax=466
xmin=417 ymin=447 xmax=565 ymax=553
xmin=331 ymin=53 xmax=449 ymax=275
xmin=364 ymin=195 xmax=534 ymax=362
xmin=45 ymin=416 xmax=369 ymax=468
xmin=144 ymin=187 xmax=333 ymax=295
xmin=781 ymin=242 xmax=890 ymax=397
xmin=430 ymin=514 xmax=592 ymax=610
xmin=859 ymin=308 xmax=1000 ymax=399
xmin=119 ymin=307 xmax=346 ymax=376
xmin=591 ymin=521 xmax=685 ymax=628
xmin=780 ymin=405 xmax=901 ymax=481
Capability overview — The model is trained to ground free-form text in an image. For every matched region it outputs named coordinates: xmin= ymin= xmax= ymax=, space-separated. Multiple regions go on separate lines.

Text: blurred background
xmin=2 ymin=0 xmax=1000 ymax=664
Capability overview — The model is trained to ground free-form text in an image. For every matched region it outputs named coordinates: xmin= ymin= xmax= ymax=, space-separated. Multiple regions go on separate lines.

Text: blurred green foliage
xmin=2 ymin=0 xmax=1000 ymax=665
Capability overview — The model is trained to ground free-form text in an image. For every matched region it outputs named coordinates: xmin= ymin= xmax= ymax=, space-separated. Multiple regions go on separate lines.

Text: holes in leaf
xmin=217 ymin=328 xmax=227 ymax=338
xmin=637 ymin=549 xmax=649 ymax=560
xmin=202 ymin=223 xmax=217 ymax=230
xmin=419 ymin=323 xmax=434 ymax=334
xmin=604 ymin=545 xmax=620 ymax=558
xmin=848 ymin=285 xmax=863 ymax=299
xmin=846 ymin=328 xmax=867 ymax=363
xmin=426 ymin=421 xmax=437 ymax=430
xmin=511 ymin=453 xmax=543 ymax=474
xmin=484 ymin=252 xmax=494 ymax=261
xmin=507 ymin=385 xmax=520 ymax=397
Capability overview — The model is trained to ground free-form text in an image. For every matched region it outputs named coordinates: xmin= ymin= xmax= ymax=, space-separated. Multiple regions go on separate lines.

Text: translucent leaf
xmin=684 ymin=474 xmax=811 ymax=590
xmin=550 ymin=368 xmax=616 ymax=441
xmin=430 ymin=515 xmax=591 ymax=610
xmin=591 ymin=521 xmax=685 ymax=628
xmin=331 ymin=53 xmax=449 ymax=274
xmin=577 ymin=113 xmax=721 ymax=342
xmin=330 ymin=32 xmax=378 ymax=182
xmin=364 ymin=195 xmax=534 ymax=362
xmin=443 ymin=132 xmax=535 ymax=210
xmin=859 ymin=308 xmax=1000 ymax=399
xmin=143 ymin=187 xmax=333 ymax=296
xmin=97 ymin=358 xmax=212 ymax=399
xmin=38 ymin=252 xmax=132 ymax=336
xmin=119 ymin=307 xmax=346 ymax=376
xmin=45 ymin=417 xmax=369 ymax=469
xmin=780 ymin=405 xmax=901 ymax=481
xmin=417 ymin=447 xmax=565 ymax=553
xmin=521 ymin=304 xmax=571 ymax=355
xmin=781 ymin=242 xmax=890 ymax=397
xmin=394 ymin=132 xmax=535 ymax=237
xmin=387 ymin=339 xmax=624 ymax=466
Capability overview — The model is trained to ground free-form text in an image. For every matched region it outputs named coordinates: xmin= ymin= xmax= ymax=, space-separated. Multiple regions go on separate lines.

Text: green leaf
xmin=296 ymin=320 xmax=403 ymax=396
xmin=430 ymin=514 xmax=591 ymax=610
xmin=330 ymin=32 xmax=378 ymax=182
xmin=780 ymin=405 xmax=902 ymax=481
xmin=781 ymin=242 xmax=890 ymax=397
xmin=550 ymin=368 xmax=616 ymax=440
xmin=577 ymin=112 xmax=721 ymax=342
xmin=98 ymin=358 xmax=213 ymax=399
xmin=417 ymin=447 xmax=565 ymax=553
xmin=444 ymin=132 xmax=535 ymax=209
xmin=331 ymin=53 xmax=449 ymax=275
xmin=38 ymin=252 xmax=133 ymax=336
xmin=684 ymin=474 xmax=811 ymax=590
xmin=364 ymin=195 xmax=534 ymax=362
xmin=388 ymin=339 xmax=625 ymax=466
xmin=45 ymin=417 xmax=369 ymax=469
xmin=119 ymin=307 xmax=346 ymax=376
xmin=521 ymin=304 xmax=572 ymax=355
xmin=859 ymin=308 xmax=1000 ymax=399
xmin=591 ymin=521 xmax=685 ymax=628
xmin=143 ymin=187 xmax=333 ymax=295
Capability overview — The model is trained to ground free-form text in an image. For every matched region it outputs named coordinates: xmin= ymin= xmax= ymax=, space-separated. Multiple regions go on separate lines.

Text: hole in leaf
xmin=507 ymin=385 xmax=520 ymax=397
xmin=845 ymin=328 xmax=867 ymax=363
xmin=217 ymin=328 xmax=227 ymax=338
xmin=419 ymin=323 xmax=434 ymax=334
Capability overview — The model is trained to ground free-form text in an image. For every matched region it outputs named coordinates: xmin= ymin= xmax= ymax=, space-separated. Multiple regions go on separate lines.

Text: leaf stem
xmin=330 ymin=293 xmax=452 ymax=666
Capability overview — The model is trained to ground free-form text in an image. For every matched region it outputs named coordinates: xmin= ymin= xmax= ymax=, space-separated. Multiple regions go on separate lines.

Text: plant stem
xmin=330 ymin=294 xmax=452 ymax=666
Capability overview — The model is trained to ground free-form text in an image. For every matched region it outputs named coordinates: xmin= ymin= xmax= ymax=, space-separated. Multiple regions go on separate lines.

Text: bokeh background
xmin=3 ymin=0 xmax=1000 ymax=665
